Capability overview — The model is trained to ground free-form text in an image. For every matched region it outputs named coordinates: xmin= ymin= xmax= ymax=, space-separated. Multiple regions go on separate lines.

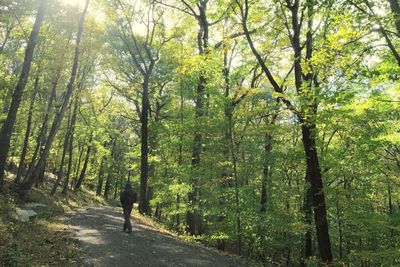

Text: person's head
xmin=125 ymin=182 xmax=132 ymax=190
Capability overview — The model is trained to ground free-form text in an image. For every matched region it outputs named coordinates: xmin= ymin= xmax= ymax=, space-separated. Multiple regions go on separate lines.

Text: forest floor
xmin=66 ymin=205 xmax=249 ymax=267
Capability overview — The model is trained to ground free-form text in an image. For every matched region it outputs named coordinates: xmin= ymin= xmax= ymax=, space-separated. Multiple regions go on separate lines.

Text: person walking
xmin=120 ymin=183 xmax=137 ymax=233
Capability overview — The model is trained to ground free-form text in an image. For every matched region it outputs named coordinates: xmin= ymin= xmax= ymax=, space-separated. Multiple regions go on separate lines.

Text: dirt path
xmin=67 ymin=206 xmax=248 ymax=267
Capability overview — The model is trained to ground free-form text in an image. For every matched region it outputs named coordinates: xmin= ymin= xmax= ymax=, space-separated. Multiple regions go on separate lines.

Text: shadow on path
xmin=68 ymin=206 xmax=247 ymax=267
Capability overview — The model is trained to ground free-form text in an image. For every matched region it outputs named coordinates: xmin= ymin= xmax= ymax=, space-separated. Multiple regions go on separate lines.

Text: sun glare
xmin=59 ymin=0 xmax=82 ymax=7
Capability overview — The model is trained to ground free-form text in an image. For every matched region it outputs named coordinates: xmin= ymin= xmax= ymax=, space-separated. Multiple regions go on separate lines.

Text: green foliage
xmin=1 ymin=0 xmax=399 ymax=265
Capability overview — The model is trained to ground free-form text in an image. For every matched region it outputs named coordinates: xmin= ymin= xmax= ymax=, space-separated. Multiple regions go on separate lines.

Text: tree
xmin=107 ymin=0 xmax=171 ymax=215
xmin=0 ymin=1 xmax=399 ymax=265
xmin=19 ymin=0 xmax=90 ymax=196
xmin=0 ymin=0 xmax=47 ymax=192
xmin=234 ymin=0 xmax=333 ymax=262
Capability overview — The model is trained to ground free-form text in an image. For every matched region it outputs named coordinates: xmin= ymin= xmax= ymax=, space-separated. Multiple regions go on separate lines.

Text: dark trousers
xmin=122 ymin=206 xmax=133 ymax=232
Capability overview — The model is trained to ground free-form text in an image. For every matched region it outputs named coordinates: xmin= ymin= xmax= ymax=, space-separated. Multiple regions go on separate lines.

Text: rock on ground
xmin=13 ymin=208 xmax=37 ymax=222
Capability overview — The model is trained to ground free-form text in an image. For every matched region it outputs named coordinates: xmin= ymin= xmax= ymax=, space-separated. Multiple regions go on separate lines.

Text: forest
xmin=0 ymin=0 xmax=399 ymax=266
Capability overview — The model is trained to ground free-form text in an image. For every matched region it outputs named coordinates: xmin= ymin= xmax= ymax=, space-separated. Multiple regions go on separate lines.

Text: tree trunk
xmin=186 ymin=75 xmax=204 ymax=234
xmin=175 ymin=75 xmax=184 ymax=232
xmin=36 ymin=161 xmax=46 ymax=187
xmin=104 ymin=139 xmax=116 ymax=199
xmin=104 ymin=172 xmax=111 ymax=200
xmin=217 ymin=46 xmax=233 ymax=250
xmin=75 ymin=134 xmax=92 ymax=191
xmin=228 ymin=112 xmax=242 ymax=255
xmin=303 ymin=179 xmax=313 ymax=262
xmin=50 ymin=115 xmax=71 ymax=195
xmin=19 ymin=0 xmax=89 ymax=196
xmin=176 ymin=193 xmax=181 ymax=230
xmin=71 ymin=142 xmax=84 ymax=190
xmin=116 ymin=1 xmax=158 ymax=216
xmin=147 ymin=177 xmax=155 ymax=215
xmin=239 ymin=0 xmax=333 ymax=262
xmin=114 ymin=175 xmax=119 ymax=200
xmin=62 ymin=97 xmax=78 ymax=194
xmin=15 ymin=74 xmax=40 ymax=184
xmin=301 ymin=124 xmax=332 ymax=262
xmin=388 ymin=0 xmax=400 ymax=35
xmin=260 ymin=127 xmax=274 ymax=213
xmin=96 ymin=158 xmax=105 ymax=196
xmin=0 ymin=0 xmax=47 ymax=191
xmin=257 ymin=116 xmax=277 ymax=260
xmin=186 ymin=2 xmax=208 ymax=236
xmin=138 ymin=75 xmax=150 ymax=215
xmin=291 ymin=0 xmax=333 ymax=262
xmin=23 ymin=30 xmax=72 ymax=183
xmin=24 ymin=57 xmax=62 ymax=182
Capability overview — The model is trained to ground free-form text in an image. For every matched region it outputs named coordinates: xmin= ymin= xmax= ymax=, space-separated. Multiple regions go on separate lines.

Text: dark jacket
xmin=120 ymin=184 xmax=137 ymax=208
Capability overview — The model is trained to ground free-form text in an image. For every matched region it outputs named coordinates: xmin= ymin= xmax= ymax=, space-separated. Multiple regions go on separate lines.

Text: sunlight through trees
xmin=0 ymin=0 xmax=399 ymax=265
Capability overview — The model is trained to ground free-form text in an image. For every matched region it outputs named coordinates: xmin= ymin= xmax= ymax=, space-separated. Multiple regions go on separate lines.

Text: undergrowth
xmin=0 ymin=181 xmax=106 ymax=267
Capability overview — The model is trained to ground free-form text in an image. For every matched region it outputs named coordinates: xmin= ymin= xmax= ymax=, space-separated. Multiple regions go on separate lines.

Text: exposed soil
xmin=67 ymin=206 xmax=249 ymax=267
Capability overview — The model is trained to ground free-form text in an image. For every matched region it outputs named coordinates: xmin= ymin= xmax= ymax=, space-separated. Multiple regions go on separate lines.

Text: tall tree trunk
xmin=114 ymin=174 xmax=119 ymax=200
xmin=259 ymin=142 xmax=269 ymax=214
xmin=228 ymin=111 xmax=242 ymax=255
xmin=257 ymin=115 xmax=277 ymax=260
xmin=147 ymin=166 xmax=155 ymax=215
xmin=75 ymin=134 xmax=92 ymax=191
xmin=96 ymin=158 xmax=105 ymax=196
xmin=186 ymin=76 xmax=205 ymax=235
xmin=62 ymin=97 xmax=78 ymax=194
xmin=378 ymin=1 xmax=400 ymax=66
xmin=260 ymin=117 xmax=276 ymax=214
xmin=15 ymin=74 xmax=40 ymax=184
xmin=0 ymin=0 xmax=47 ymax=191
xmin=388 ymin=0 xmax=400 ymax=35
xmin=50 ymin=115 xmax=71 ymax=195
xmin=104 ymin=172 xmax=111 ymax=200
xmin=175 ymin=73 xmax=184 ymax=231
xmin=103 ymin=139 xmax=116 ymax=199
xmin=116 ymin=1 xmax=158 ymax=216
xmin=239 ymin=0 xmax=333 ymax=262
xmin=24 ymin=31 xmax=72 ymax=181
xmin=292 ymin=0 xmax=332 ymax=261
xmin=71 ymin=142 xmax=84 ymax=190
xmin=19 ymin=0 xmax=89 ymax=196
xmin=217 ymin=46 xmax=232 ymax=251
xmin=186 ymin=1 xmax=208 ymax=236
xmin=139 ymin=74 xmax=150 ymax=214
xmin=301 ymin=124 xmax=332 ymax=262
xmin=24 ymin=53 xmax=64 ymax=182
xmin=303 ymin=175 xmax=313 ymax=262
xmin=36 ymin=161 xmax=46 ymax=187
